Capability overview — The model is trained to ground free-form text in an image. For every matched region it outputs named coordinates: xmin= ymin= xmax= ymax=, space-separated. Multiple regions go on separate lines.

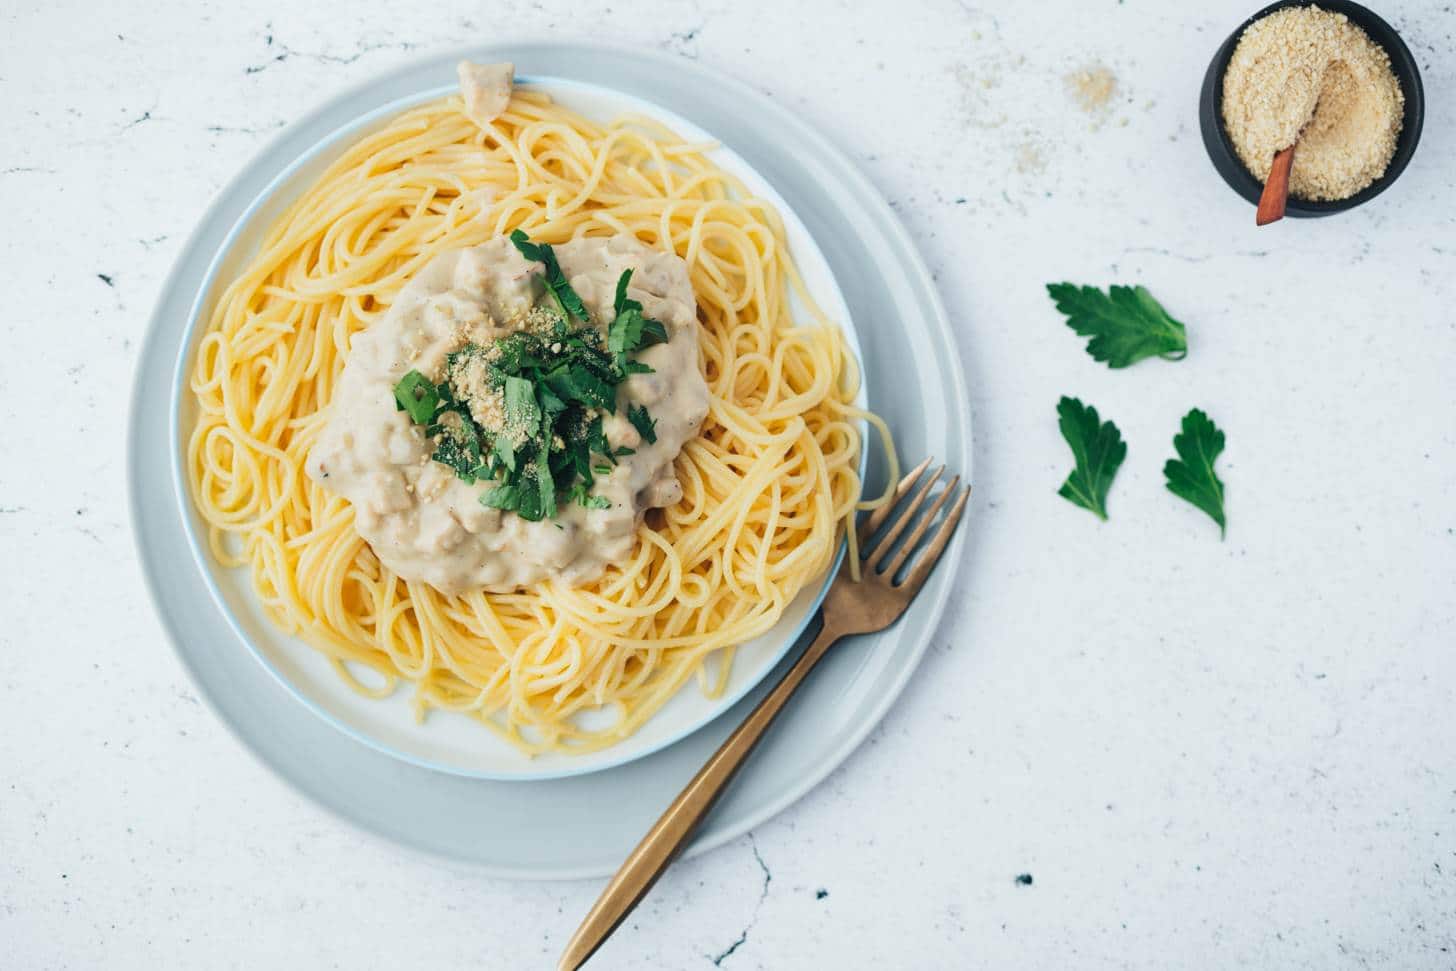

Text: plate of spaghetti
xmin=176 ymin=61 xmax=886 ymax=779
xmin=131 ymin=42 xmax=970 ymax=873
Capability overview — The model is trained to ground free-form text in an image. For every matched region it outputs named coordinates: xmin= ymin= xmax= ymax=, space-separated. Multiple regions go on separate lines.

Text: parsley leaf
xmin=585 ymin=415 xmax=614 ymax=465
xmin=568 ymin=482 xmax=611 ymax=509
xmin=607 ymin=308 xmax=647 ymax=361
xmin=492 ymin=434 xmax=517 ymax=474
xmin=480 ymin=483 xmax=526 ymax=515
xmin=510 ymin=229 xmax=588 ymax=321
xmin=507 ymin=229 xmax=546 ymax=262
xmin=639 ymin=318 xmax=668 ymax=348
xmin=429 ymin=417 xmax=484 ymax=483
xmin=628 ymin=403 xmax=657 ymax=444
xmin=1046 ymin=283 xmax=1188 ymax=368
xmin=534 ymin=447 xmax=556 ymax=520
xmin=1055 ymin=396 xmax=1126 ymax=520
xmin=606 ymin=269 xmax=669 ymax=367
xmin=502 ymin=375 xmax=540 ymax=437
xmin=1163 ymin=408 xmax=1227 ymax=537
xmin=614 ymin=268 xmax=637 ymax=315
xmin=544 ymin=363 xmax=616 ymax=412
xmin=392 ymin=370 xmax=438 ymax=424
xmin=549 ymin=261 xmax=588 ymax=321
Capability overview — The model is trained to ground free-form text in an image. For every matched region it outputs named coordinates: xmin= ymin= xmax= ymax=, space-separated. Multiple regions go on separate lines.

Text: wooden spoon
xmin=1256 ymin=144 xmax=1296 ymax=226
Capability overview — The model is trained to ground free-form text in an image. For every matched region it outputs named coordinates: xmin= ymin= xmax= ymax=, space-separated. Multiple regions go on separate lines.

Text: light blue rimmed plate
xmin=167 ymin=74 xmax=865 ymax=782
xmin=128 ymin=41 xmax=971 ymax=878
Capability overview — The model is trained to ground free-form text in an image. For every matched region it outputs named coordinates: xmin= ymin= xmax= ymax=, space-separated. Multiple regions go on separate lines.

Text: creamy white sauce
xmin=308 ymin=235 xmax=710 ymax=595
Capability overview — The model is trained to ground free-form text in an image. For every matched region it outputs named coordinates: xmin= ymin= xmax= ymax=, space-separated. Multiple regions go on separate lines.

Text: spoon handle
xmin=557 ymin=623 xmax=842 ymax=971
xmin=1256 ymin=145 xmax=1296 ymax=226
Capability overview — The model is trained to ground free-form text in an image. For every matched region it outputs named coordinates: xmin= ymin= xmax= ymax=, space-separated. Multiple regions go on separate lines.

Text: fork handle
xmin=558 ymin=621 xmax=843 ymax=971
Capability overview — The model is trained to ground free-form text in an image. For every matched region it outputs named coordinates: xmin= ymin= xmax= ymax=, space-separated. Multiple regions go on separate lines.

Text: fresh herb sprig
xmin=1163 ymin=408 xmax=1227 ymax=537
xmin=607 ymin=268 xmax=668 ymax=369
xmin=1047 ymin=283 xmax=1188 ymax=368
xmin=1055 ymin=396 xmax=1126 ymax=520
xmin=392 ymin=233 xmax=671 ymax=522
xmin=510 ymin=229 xmax=588 ymax=322
xmin=393 ymin=371 xmax=439 ymax=424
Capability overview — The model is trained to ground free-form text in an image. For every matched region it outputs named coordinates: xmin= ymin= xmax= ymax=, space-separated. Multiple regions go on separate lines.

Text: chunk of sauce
xmin=456 ymin=61 xmax=514 ymax=127
xmin=308 ymin=235 xmax=710 ymax=595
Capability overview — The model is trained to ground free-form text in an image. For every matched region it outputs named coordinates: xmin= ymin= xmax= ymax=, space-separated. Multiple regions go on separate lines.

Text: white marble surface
xmin=4 ymin=0 xmax=1455 ymax=967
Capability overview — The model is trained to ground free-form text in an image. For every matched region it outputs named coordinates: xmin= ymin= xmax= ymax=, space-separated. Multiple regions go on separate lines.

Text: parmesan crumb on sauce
xmin=446 ymin=348 xmax=507 ymax=434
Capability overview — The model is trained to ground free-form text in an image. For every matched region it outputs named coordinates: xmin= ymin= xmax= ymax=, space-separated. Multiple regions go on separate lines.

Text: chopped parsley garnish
xmin=392 ymin=232 xmax=673 ymax=521
xmin=1163 ymin=408 xmax=1227 ymax=537
xmin=627 ymin=403 xmax=657 ymax=444
xmin=1055 ymin=396 xmax=1126 ymax=521
xmin=393 ymin=370 xmax=439 ymax=424
xmin=607 ymin=268 xmax=669 ymax=368
xmin=567 ymin=482 xmax=612 ymax=510
xmin=1046 ymin=283 xmax=1188 ymax=368
xmin=510 ymin=229 xmax=589 ymax=322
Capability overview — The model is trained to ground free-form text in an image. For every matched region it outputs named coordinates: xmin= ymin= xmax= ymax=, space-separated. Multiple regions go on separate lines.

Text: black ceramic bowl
xmin=1199 ymin=0 xmax=1425 ymax=217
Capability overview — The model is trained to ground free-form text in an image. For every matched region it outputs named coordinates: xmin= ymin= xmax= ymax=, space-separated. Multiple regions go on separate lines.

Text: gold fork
xmin=559 ymin=458 xmax=970 ymax=971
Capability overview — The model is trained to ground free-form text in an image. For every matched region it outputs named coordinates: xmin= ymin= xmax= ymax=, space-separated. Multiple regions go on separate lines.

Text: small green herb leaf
xmin=508 ymin=228 xmax=545 ymax=262
xmin=608 ymin=307 xmax=646 ymax=360
xmin=585 ymin=415 xmax=614 ymax=465
xmin=430 ymin=425 xmax=483 ymax=483
xmin=543 ymin=285 xmax=571 ymax=324
xmin=568 ymin=482 xmax=611 ymax=509
xmin=607 ymin=269 xmax=670 ymax=367
xmin=392 ymin=370 xmax=439 ymax=424
xmin=503 ymin=375 xmax=541 ymax=433
xmin=491 ymin=433 xmax=517 ymax=474
xmin=628 ymin=403 xmax=658 ymax=445
xmin=547 ymin=258 xmax=588 ymax=321
xmin=1163 ymin=408 xmax=1226 ymax=537
xmin=1046 ymin=283 xmax=1188 ymax=368
xmin=544 ymin=363 xmax=616 ymax=412
xmin=639 ymin=318 xmax=668 ymax=348
xmin=534 ymin=448 xmax=557 ymax=520
xmin=614 ymin=268 xmax=637 ymax=315
xmin=480 ymin=483 xmax=524 ymax=514
xmin=1056 ymin=396 xmax=1126 ymax=520
xmin=510 ymin=229 xmax=588 ymax=322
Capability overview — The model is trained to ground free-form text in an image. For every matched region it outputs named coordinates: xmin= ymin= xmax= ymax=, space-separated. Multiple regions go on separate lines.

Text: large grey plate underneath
xmin=127 ymin=41 xmax=972 ymax=880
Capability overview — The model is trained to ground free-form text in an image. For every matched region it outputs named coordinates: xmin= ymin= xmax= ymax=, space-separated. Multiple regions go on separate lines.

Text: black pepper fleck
xmin=1015 ymin=873 xmax=1033 ymax=886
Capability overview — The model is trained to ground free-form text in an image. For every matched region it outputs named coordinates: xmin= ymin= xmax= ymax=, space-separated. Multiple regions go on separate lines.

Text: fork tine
xmin=881 ymin=474 xmax=961 ymax=580
xmin=856 ymin=456 xmax=933 ymax=550
xmin=900 ymin=485 xmax=970 ymax=593
xmin=868 ymin=465 xmax=944 ymax=572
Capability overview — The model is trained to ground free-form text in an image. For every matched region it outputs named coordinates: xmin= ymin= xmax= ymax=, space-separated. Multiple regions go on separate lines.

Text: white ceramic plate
xmin=128 ymin=41 xmax=971 ymax=878
xmin=168 ymin=75 xmax=866 ymax=781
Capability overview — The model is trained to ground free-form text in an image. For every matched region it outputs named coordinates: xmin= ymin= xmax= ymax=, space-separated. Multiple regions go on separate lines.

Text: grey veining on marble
xmin=2 ymin=0 xmax=1453 ymax=968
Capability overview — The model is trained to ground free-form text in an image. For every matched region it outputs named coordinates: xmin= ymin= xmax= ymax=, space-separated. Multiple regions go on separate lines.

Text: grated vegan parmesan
xmin=1067 ymin=65 xmax=1117 ymax=115
xmin=1221 ymin=5 xmax=1403 ymax=201
xmin=445 ymin=349 xmax=507 ymax=434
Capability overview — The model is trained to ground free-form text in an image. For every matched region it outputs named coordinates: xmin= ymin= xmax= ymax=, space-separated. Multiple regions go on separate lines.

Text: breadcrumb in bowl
xmin=1198 ymin=0 xmax=1424 ymax=218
